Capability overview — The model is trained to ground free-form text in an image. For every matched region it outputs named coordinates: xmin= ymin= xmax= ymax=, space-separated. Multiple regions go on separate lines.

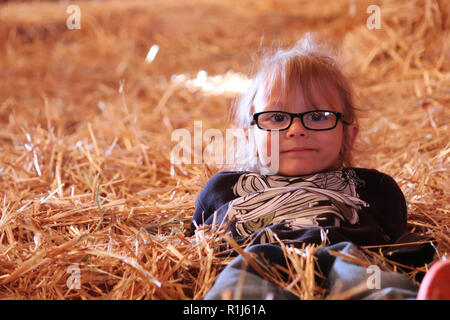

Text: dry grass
xmin=0 ymin=0 xmax=448 ymax=299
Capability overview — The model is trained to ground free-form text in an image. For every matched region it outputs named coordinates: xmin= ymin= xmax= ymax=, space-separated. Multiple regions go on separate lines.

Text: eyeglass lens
xmin=257 ymin=111 xmax=338 ymax=130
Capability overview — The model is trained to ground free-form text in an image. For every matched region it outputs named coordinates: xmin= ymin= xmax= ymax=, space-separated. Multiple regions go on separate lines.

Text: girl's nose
xmin=286 ymin=118 xmax=308 ymax=137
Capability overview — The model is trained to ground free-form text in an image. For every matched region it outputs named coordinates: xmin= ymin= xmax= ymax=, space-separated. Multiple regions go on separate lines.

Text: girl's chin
xmin=259 ymin=156 xmax=339 ymax=176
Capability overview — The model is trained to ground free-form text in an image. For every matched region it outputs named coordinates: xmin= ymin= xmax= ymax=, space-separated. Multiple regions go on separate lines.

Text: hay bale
xmin=0 ymin=0 xmax=448 ymax=299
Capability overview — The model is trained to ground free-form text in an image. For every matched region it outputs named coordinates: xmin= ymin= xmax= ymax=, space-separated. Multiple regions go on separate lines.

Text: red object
xmin=417 ymin=260 xmax=450 ymax=300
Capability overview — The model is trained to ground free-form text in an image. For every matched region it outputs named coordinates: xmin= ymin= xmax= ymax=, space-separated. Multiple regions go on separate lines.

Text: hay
xmin=0 ymin=0 xmax=448 ymax=299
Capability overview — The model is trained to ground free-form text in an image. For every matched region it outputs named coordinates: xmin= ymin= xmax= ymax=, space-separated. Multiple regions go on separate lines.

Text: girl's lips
xmin=281 ymin=147 xmax=316 ymax=153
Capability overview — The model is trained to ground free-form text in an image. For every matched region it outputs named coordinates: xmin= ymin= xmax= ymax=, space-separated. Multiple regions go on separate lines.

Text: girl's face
xmin=252 ymin=79 xmax=358 ymax=176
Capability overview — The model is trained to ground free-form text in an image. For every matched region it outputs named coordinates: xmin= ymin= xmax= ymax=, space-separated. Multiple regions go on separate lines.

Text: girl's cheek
xmin=253 ymin=131 xmax=265 ymax=156
xmin=255 ymin=132 xmax=272 ymax=164
xmin=266 ymin=132 xmax=280 ymax=157
xmin=326 ymin=133 xmax=344 ymax=159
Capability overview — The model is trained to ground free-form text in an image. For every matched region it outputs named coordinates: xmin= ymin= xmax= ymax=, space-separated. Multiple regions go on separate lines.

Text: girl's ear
xmin=343 ymin=124 xmax=359 ymax=153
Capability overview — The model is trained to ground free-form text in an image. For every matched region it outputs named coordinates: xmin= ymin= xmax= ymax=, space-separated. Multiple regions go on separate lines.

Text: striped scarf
xmin=225 ymin=169 xmax=369 ymax=238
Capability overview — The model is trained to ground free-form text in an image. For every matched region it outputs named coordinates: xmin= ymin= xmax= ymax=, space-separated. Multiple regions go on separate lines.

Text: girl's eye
xmin=270 ymin=113 xmax=288 ymax=122
xmin=308 ymin=112 xmax=329 ymax=121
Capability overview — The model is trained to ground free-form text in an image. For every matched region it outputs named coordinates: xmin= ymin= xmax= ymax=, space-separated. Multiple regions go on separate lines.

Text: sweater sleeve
xmin=190 ymin=176 xmax=218 ymax=235
xmin=189 ymin=171 xmax=243 ymax=235
xmin=355 ymin=169 xmax=407 ymax=242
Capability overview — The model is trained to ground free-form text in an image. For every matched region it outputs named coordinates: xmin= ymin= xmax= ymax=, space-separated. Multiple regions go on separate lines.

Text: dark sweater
xmin=190 ymin=168 xmax=407 ymax=247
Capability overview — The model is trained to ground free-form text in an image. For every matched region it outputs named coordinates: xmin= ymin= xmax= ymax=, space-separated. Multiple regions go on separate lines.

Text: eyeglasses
xmin=251 ymin=110 xmax=348 ymax=131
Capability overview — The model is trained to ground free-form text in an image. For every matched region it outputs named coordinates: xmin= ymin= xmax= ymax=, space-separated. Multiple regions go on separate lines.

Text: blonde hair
xmin=230 ymin=34 xmax=359 ymax=173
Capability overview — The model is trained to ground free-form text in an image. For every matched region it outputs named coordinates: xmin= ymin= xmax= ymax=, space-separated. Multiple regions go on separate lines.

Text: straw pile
xmin=0 ymin=0 xmax=448 ymax=299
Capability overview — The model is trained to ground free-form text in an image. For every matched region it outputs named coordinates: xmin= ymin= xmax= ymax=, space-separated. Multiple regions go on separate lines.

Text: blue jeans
xmin=204 ymin=242 xmax=418 ymax=300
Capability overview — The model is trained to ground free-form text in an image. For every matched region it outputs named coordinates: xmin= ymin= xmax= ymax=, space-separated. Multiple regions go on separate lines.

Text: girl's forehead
xmin=254 ymin=78 xmax=344 ymax=113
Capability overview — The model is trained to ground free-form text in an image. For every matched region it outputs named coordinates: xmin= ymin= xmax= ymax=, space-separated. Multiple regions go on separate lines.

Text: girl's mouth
xmin=281 ymin=147 xmax=316 ymax=153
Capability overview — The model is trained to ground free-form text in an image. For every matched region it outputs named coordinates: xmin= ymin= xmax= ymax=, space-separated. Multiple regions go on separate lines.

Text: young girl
xmin=189 ymin=35 xmax=443 ymax=299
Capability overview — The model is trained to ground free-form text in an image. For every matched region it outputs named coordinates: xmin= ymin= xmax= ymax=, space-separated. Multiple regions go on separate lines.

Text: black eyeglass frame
xmin=251 ymin=110 xmax=350 ymax=132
